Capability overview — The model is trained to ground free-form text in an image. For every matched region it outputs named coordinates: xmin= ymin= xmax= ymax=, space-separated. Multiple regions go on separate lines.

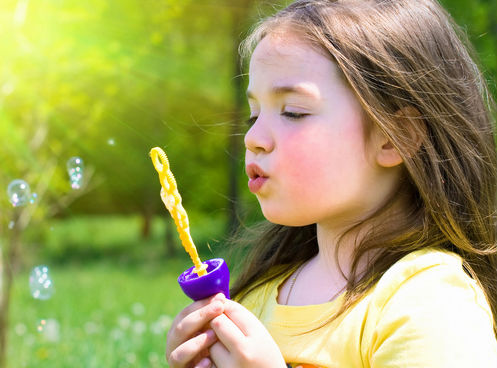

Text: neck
xmin=313 ymin=188 xmax=412 ymax=283
xmin=314 ymin=222 xmax=367 ymax=284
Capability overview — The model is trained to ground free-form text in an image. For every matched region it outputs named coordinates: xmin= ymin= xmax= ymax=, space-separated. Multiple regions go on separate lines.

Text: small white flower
xmin=131 ymin=302 xmax=145 ymax=316
xmin=132 ymin=320 xmax=146 ymax=335
xmin=117 ymin=315 xmax=131 ymax=330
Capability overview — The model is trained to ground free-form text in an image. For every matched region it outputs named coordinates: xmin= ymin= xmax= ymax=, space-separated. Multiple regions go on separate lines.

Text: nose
xmin=244 ymin=116 xmax=274 ymax=154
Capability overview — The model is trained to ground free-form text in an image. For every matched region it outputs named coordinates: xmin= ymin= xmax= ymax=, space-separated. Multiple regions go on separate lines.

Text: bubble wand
xmin=150 ymin=147 xmax=230 ymax=300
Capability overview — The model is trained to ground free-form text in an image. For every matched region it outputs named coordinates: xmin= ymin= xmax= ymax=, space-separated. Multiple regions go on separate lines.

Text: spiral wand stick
xmin=150 ymin=147 xmax=207 ymax=276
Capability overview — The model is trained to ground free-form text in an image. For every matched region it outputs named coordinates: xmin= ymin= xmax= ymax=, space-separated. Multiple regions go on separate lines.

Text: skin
xmin=166 ymin=31 xmax=403 ymax=367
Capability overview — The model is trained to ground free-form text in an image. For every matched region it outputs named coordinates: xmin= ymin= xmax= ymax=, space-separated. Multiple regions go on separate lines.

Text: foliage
xmin=0 ymin=0 xmax=246 ymax=223
xmin=23 ymin=214 xmax=227 ymax=264
xmin=440 ymin=0 xmax=497 ymax=95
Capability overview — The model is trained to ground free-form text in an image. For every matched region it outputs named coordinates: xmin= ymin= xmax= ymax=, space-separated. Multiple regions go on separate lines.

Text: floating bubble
xmin=29 ymin=192 xmax=38 ymax=204
xmin=8 ymin=221 xmax=15 ymax=230
xmin=29 ymin=265 xmax=55 ymax=300
xmin=66 ymin=156 xmax=84 ymax=189
xmin=7 ymin=179 xmax=31 ymax=207
xmin=107 ymin=138 xmax=115 ymax=146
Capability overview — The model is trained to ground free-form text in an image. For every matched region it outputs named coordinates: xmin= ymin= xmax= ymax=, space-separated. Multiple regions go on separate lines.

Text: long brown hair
xmin=230 ymin=0 xmax=497 ymax=334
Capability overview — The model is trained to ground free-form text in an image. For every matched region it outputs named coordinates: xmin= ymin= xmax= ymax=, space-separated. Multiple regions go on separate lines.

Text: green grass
xmin=7 ymin=259 xmax=194 ymax=367
xmin=5 ymin=214 xmax=230 ymax=367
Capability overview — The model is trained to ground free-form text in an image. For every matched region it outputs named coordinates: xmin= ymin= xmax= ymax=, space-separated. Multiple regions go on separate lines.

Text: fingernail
xmin=204 ymin=328 xmax=216 ymax=339
xmin=214 ymin=293 xmax=226 ymax=302
xmin=196 ymin=357 xmax=212 ymax=368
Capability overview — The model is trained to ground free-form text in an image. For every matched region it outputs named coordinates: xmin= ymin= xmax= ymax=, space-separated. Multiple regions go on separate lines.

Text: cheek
xmin=279 ymin=122 xmax=367 ymax=188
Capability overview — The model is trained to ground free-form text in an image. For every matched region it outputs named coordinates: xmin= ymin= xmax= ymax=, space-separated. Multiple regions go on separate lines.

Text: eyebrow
xmin=246 ymin=85 xmax=320 ymax=100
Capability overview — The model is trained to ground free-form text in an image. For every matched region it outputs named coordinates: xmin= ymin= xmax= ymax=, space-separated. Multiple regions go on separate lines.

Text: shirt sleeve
xmin=369 ymin=263 xmax=497 ymax=368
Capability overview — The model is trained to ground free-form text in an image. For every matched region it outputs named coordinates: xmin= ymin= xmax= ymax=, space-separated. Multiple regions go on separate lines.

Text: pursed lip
xmin=245 ymin=163 xmax=269 ymax=180
xmin=246 ymin=163 xmax=269 ymax=193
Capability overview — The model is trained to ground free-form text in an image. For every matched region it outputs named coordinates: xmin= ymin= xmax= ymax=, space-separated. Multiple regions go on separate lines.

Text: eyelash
xmin=245 ymin=112 xmax=309 ymax=126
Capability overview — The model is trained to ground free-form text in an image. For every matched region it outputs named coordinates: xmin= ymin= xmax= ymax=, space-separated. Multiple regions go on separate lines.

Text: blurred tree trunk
xmin=141 ymin=210 xmax=153 ymax=239
xmin=165 ymin=218 xmax=176 ymax=257
xmin=0 ymin=212 xmax=21 ymax=368
xmin=227 ymin=0 xmax=255 ymax=234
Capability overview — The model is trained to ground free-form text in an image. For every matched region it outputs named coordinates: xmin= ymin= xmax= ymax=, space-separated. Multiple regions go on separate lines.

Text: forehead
xmin=248 ymin=32 xmax=340 ymax=91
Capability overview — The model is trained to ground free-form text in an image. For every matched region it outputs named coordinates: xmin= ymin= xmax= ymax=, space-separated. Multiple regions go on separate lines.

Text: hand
xmin=166 ymin=293 xmax=226 ymax=368
xmin=208 ymin=299 xmax=287 ymax=368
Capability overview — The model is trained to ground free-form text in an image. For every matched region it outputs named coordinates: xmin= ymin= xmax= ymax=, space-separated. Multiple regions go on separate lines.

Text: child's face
xmin=244 ymin=32 xmax=401 ymax=229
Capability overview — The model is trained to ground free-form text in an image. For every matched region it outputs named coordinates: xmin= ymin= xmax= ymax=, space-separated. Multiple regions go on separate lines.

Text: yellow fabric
xmin=240 ymin=249 xmax=497 ymax=367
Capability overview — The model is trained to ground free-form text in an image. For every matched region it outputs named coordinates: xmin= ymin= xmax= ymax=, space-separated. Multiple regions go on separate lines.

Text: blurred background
xmin=0 ymin=0 xmax=495 ymax=367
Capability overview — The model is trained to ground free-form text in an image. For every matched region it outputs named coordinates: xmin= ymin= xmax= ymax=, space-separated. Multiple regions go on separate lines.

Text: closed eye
xmin=282 ymin=111 xmax=309 ymax=120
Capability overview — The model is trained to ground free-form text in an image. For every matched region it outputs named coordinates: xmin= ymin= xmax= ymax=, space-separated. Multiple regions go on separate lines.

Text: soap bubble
xmin=29 ymin=192 xmax=38 ymax=204
xmin=7 ymin=179 xmax=31 ymax=207
xmin=107 ymin=138 xmax=115 ymax=146
xmin=8 ymin=221 xmax=15 ymax=230
xmin=66 ymin=156 xmax=84 ymax=189
xmin=29 ymin=265 xmax=55 ymax=300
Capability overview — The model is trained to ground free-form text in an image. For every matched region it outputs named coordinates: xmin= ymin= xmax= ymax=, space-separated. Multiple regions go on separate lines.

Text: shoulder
xmin=371 ymin=248 xmax=492 ymax=320
xmin=364 ymin=248 xmax=497 ymax=367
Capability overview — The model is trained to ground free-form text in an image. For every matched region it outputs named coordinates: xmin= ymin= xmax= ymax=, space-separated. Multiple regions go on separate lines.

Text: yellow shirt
xmin=240 ymin=249 xmax=497 ymax=367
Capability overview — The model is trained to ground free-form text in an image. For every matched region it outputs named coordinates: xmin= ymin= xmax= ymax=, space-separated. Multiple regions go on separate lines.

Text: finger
xmin=209 ymin=313 xmax=247 ymax=352
xmin=220 ymin=299 xmax=263 ymax=336
xmin=167 ymin=295 xmax=225 ymax=354
xmin=175 ymin=293 xmax=225 ymax=323
xmin=209 ymin=341 xmax=231 ymax=368
xmin=193 ymin=357 xmax=212 ymax=368
xmin=168 ymin=329 xmax=217 ymax=367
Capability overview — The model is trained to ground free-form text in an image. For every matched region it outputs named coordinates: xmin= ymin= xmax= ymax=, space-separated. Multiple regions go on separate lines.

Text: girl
xmin=166 ymin=0 xmax=497 ymax=367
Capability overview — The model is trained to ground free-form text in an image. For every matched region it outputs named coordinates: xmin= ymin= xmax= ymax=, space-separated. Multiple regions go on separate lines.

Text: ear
xmin=374 ymin=131 xmax=403 ymax=168
xmin=373 ymin=106 xmax=424 ymax=168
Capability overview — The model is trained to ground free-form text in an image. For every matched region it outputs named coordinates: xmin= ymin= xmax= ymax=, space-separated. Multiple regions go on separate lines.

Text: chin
xmin=261 ymin=207 xmax=315 ymax=227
